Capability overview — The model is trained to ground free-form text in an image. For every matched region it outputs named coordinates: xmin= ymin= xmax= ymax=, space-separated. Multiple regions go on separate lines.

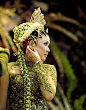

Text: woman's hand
xmin=26 ymin=46 xmax=41 ymax=64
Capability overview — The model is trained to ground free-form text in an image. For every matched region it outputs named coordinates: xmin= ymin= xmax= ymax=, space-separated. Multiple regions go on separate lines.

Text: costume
xmin=7 ymin=7 xmax=57 ymax=110
xmin=8 ymin=60 xmax=57 ymax=110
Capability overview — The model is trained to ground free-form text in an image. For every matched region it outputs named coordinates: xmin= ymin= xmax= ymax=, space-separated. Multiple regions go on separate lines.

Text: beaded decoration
xmin=32 ymin=61 xmax=52 ymax=93
xmin=13 ymin=8 xmax=46 ymax=45
xmin=13 ymin=7 xmax=47 ymax=109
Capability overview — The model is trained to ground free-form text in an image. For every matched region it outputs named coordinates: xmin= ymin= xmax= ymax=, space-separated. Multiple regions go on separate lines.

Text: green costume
xmin=8 ymin=60 xmax=57 ymax=110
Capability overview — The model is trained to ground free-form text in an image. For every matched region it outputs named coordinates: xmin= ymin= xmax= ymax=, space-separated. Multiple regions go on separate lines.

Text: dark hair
xmin=21 ymin=30 xmax=49 ymax=53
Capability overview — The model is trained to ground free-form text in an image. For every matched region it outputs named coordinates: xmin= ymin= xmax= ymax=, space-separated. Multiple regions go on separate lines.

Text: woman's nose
xmin=47 ymin=47 xmax=50 ymax=53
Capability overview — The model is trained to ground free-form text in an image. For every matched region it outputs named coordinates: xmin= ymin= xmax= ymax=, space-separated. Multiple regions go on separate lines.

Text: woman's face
xmin=36 ymin=34 xmax=50 ymax=62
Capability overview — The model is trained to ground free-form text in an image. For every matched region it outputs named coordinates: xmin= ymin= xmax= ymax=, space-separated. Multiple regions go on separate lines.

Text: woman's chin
xmin=41 ymin=57 xmax=46 ymax=62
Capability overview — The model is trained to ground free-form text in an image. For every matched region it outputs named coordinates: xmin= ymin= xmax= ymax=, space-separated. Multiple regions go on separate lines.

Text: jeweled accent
xmin=48 ymin=65 xmax=57 ymax=87
xmin=32 ymin=61 xmax=52 ymax=93
xmin=13 ymin=7 xmax=46 ymax=46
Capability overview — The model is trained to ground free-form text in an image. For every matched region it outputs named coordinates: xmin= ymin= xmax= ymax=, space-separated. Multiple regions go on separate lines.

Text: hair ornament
xmin=46 ymin=28 xmax=48 ymax=33
xmin=13 ymin=7 xmax=46 ymax=48
xmin=18 ymin=22 xmax=43 ymax=43
xmin=30 ymin=7 xmax=46 ymax=26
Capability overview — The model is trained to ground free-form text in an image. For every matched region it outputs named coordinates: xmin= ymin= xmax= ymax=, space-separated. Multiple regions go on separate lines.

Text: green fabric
xmin=0 ymin=47 xmax=10 ymax=77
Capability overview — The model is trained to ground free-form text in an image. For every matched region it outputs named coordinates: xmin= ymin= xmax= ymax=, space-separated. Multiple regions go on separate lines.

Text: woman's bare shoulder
xmin=43 ymin=63 xmax=56 ymax=70
xmin=8 ymin=61 xmax=20 ymax=75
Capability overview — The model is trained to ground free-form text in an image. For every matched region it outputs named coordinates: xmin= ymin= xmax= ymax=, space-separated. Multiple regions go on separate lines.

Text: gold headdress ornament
xmin=13 ymin=7 xmax=46 ymax=48
xmin=46 ymin=28 xmax=48 ymax=33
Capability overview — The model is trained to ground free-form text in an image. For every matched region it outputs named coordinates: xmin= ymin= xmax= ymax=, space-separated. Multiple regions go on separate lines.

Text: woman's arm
xmin=0 ymin=71 xmax=9 ymax=110
xmin=33 ymin=62 xmax=57 ymax=101
xmin=40 ymin=65 xmax=57 ymax=101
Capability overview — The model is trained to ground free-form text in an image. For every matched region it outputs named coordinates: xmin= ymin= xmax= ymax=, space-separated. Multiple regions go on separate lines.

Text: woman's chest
xmin=9 ymin=71 xmax=39 ymax=92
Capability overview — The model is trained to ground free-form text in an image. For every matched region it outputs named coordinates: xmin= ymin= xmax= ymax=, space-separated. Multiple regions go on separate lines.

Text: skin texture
xmin=36 ymin=35 xmax=50 ymax=62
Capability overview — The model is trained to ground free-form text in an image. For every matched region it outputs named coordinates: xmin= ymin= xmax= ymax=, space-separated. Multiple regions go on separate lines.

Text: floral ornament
xmin=13 ymin=7 xmax=46 ymax=45
xmin=17 ymin=47 xmax=31 ymax=109
xmin=22 ymin=39 xmax=30 ymax=51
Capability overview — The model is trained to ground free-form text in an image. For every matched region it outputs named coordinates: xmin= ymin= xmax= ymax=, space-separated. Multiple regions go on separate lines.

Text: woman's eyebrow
xmin=44 ymin=41 xmax=50 ymax=44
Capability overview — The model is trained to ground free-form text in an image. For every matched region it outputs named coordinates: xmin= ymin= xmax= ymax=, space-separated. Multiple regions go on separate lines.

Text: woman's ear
xmin=29 ymin=40 xmax=35 ymax=47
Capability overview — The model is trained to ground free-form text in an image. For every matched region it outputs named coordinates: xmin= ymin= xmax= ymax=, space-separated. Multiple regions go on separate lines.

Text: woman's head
xmin=25 ymin=30 xmax=50 ymax=62
xmin=13 ymin=8 xmax=46 ymax=52
xmin=13 ymin=7 xmax=50 ymax=62
xmin=21 ymin=29 xmax=50 ymax=62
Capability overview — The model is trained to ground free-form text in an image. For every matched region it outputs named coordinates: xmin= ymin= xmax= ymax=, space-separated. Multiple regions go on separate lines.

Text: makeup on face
xmin=36 ymin=35 xmax=50 ymax=61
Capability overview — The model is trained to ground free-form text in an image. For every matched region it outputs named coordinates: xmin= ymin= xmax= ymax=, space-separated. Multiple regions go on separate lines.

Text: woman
xmin=0 ymin=8 xmax=57 ymax=110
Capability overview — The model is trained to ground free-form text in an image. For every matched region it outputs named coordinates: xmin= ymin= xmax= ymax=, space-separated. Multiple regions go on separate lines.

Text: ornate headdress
xmin=13 ymin=7 xmax=47 ymax=109
xmin=13 ymin=7 xmax=46 ymax=49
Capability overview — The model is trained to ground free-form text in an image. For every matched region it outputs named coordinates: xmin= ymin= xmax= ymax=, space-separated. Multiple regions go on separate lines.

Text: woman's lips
xmin=44 ymin=54 xmax=48 ymax=57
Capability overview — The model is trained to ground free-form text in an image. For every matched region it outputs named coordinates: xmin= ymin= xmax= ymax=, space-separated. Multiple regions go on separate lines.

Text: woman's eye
xmin=44 ymin=42 xmax=47 ymax=45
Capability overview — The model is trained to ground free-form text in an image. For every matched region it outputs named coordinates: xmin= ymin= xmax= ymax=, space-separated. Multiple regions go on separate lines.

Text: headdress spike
xmin=46 ymin=28 xmax=48 ymax=33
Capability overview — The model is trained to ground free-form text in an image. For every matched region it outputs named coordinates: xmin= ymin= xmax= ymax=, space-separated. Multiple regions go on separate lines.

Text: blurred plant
xmin=0 ymin=6 xmax=17 ymax=53
xmin=32 ymin=0 xmax=49 ymax=12
xmin=47 ymin=83 xmax=73 ymax=110
xmin=68 ymin=31 xmax=86 ymax=109
xmin=44 ymin=5 xmax=86 ymax=109
xmin=74 ymin=94 xmax=86 ymax=110
xmin=50 ymin=38 xmax=77 ymax=103
xmin=45 ymin=12 xmax=85 ymax=41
